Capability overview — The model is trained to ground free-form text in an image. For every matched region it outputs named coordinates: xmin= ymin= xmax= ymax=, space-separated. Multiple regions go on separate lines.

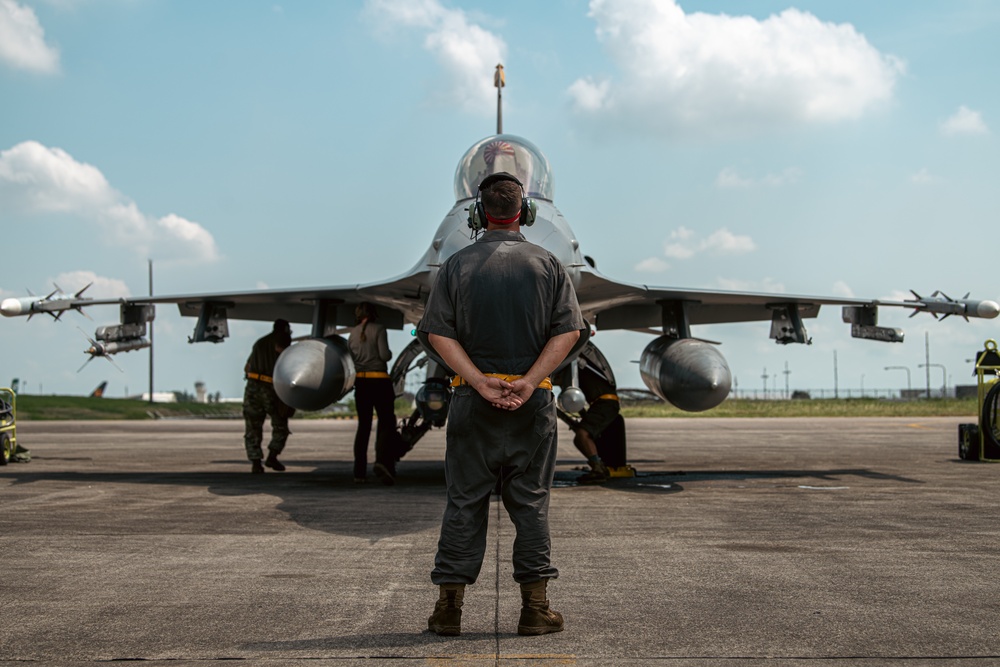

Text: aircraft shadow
xmin=1 ymin=460 xmax=451 ymax=542
xmin=553 ymin=466 xmax=924 ymax=494
xmin=247 ymin=630 xmax=512 ymax=653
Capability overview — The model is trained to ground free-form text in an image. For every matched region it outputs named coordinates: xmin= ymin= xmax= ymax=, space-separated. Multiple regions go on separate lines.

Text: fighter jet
xmin=3 ymin=72 xmax=997 ymax=452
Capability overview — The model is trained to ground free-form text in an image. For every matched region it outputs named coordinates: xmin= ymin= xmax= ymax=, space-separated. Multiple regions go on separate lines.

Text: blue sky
xmin=2 ymin=0 xmax=998 ymax=400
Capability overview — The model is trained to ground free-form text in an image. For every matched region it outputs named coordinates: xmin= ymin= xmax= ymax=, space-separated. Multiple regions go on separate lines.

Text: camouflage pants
xmin=243 ymin=380 xmax=291 ymax=461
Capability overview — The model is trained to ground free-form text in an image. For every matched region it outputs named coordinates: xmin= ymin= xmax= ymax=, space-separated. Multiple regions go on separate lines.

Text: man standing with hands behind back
xmin=418 ymin=172 xmax=586 ymax=637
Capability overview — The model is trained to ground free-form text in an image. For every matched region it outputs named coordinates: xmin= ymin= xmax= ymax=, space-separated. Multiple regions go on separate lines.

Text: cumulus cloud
xmin=0 ymin=141 xmax=219 ymax=262
xmin=634 ymin=256 xmax=670 ymax=273
xmin=716 ymin=276 xmax=786 ymax=293
xmin=941 ymin=106 xmax=989 ymax=136
xmin=51 ymin=270 xmax=132 ymax=299
xmin=716 ymin=167 xmax=801 ymax=188
xmin=568 ymin=0 xmax=904 ymax=137
xmin=365 ymin=0 xmax=506 ymax=113
xmin=831 ymin=280 xmax=855 ymax=298
xmin=0 ymin=0 xmax=59 ymax=74
xmin=664 ymin=225 xmax=756 ymax=260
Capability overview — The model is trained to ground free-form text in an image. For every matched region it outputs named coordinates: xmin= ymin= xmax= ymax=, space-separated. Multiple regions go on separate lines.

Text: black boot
xmin=428 ymin=583 xmax=464 ymax=636
xmin=518 ymin=579 xmax=564 ymax=636
xmin=373 ymin=461 xmax=395 ymax=486
xmin=264 ymin=452 xmax=285 ymax=471
xmin=251 ymin=459 xmax=264 ymax=474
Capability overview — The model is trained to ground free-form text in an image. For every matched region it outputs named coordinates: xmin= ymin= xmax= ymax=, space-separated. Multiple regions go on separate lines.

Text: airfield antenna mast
xmin=494 ymin=63 xmax=505 ymax=134
xmin=148 ymin=259 xmax=154 ymax=405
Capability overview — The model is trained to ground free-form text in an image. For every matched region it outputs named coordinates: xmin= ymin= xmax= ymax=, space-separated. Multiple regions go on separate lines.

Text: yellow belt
xmin=356 ymin=371 xmax=390 ymax=379
xmin=247 ymin=372 xmax=273 ymax=384
xmin=593 ymin=393 xmax=619 ymax=403
xmin=451 ymin=373 xmax=553 ymax=390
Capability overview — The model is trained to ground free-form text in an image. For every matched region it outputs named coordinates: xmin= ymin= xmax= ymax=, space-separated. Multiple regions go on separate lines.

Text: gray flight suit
xmin=419 ymin=229 xmax=586 ymax=585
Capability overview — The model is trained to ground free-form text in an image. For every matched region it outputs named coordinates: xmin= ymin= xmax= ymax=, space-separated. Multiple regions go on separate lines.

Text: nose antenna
xmin=494 ymin=63 xmax=505 ymax=134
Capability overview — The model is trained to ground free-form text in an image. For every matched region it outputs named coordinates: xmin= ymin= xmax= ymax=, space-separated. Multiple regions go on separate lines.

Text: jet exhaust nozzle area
xmin=639 ymin=336 xmax=732 ymax=412
xmin=273 ymin=337 xmax=355 ymax=412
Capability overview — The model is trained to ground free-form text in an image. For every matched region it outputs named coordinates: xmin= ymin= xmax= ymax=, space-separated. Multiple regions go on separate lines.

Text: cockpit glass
xmin=454 ymin=134 xmax=554 ymax=201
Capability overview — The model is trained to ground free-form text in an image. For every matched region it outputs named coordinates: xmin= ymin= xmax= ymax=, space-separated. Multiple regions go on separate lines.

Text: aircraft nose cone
xmin=1 ymin=298 xmax=24 ymax=317
xmin=978 ymin=300 xmax=1000 ymax=319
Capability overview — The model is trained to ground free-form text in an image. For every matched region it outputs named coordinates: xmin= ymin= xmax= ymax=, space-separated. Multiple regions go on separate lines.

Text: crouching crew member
xmin=553 ymin=343 xmax=621 ymax=484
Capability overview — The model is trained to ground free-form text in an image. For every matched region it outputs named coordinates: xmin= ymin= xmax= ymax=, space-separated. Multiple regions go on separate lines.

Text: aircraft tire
xmin=0 ymin=433 xmax=10 ymax=465
xmin=958 ymin=423 xmax=980 ymax=461
xmin=980 ymin=382 xmax=1000 ymax=459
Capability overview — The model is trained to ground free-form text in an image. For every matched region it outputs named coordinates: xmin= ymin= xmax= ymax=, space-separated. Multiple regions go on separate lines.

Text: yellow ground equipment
xmin=0 ymin=387 xmax=17 ymax=465
xmin=958 ymin=340 xmax=1000 ymax=461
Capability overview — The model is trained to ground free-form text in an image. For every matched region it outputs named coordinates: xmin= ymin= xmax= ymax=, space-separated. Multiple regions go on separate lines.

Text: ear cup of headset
xmin=521 ymin=198 xmax=537 ymax=227
xmin=472 ymin=172 xmax=533 ymax=229
xmin=467 ymin=198 xmax=488 ymax=231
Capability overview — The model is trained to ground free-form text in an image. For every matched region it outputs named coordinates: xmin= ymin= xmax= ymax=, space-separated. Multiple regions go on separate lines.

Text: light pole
xmin=919 ymin=363 xmax=947 ymax=398
xmin=884 ymin=366 xmax=912 ymax=395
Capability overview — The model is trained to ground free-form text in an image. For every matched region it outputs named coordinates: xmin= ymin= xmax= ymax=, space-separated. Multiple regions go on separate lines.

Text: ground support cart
xmin=958 ymin=340 xmax=1000 ymax=461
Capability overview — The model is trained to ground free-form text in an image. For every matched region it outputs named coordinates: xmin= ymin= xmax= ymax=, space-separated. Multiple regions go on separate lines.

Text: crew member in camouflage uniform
xmin=418 ymin=172 xmax=586 ymax=637
xmin=553 ymin=343 xmax=619 ymax=484
xmin=243 ymin=319 xmax=294 ymax=474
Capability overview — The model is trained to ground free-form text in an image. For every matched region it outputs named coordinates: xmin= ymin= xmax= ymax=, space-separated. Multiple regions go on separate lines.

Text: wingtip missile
xmin=1 ymin=284 xmax=95 ymax=319
xmin=904 ymin=290 xmax=999 ymax=320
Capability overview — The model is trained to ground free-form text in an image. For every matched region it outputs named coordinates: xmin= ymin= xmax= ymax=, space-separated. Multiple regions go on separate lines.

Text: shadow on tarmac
xmin=247 ymin=630 xmax=514 ymax=653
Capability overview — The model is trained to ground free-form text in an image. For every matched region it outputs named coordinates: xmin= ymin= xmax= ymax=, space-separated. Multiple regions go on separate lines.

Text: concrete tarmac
xmin=1 ymin=416 xmax=998 ymax=666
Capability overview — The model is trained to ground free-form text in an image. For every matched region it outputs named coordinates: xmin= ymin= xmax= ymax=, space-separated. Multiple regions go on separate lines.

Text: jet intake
xmin=273 ymin=337 xmax=355 ymax=411
xmin=639 ymin=336 xmax=732 ymax=412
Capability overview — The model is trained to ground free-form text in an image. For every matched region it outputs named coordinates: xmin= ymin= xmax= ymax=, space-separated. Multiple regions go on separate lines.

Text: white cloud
xmin=365 ymin=0 xmax=506 ymax=113
xmin=661 ymin=225 xmax=756 ymax=261
xmin=663 ymin=226 xmax=697 ymax=259
xmin=569 ymin=0 xmax=904 ymax=137
xmin=634 ymin=257 xmax=670 ymax=273
xmin=0 ymin=141 xmax=219 ymax=262
xmin=716 ymin=277 xmax=786 ymax=293
xmin=910 ymin=168 xmax=933 ymax=184
xmin=704 ymin=229 xmax=756 ymax=255
xmin=831 ymin=281 xmax=855 ymax=298
xmin=0 ymin=0 xmax=59 ymax=74
xmin=52 ymin=270 xmax=131 ymax=300
xmin=941 ymin=105 xmax=989 ymax=136
xmin=716 ymin=166 xmax=801 ymax=188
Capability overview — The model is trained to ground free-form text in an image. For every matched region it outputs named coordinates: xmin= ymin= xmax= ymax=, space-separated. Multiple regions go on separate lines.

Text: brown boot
xmin=428 ymin=583 xmax=464 ymax=636
xmin=518 ymin=579 xmax=564 ymax=636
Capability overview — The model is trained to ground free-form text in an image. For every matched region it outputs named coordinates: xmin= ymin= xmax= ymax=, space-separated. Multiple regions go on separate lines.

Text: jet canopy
xmin=454 ymin=134 xmax=554 ymax=202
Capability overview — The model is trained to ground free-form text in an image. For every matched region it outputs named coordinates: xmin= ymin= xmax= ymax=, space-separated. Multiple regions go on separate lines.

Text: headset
xmin=467 ymin=171 xmax=537 ymax=232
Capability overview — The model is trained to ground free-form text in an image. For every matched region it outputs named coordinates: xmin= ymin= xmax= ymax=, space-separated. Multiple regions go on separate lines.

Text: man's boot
xmin=373 ymin=461 xmax=395 ymax=486
xmin=428 ymin=583 xmax=464 ymax=636
xmin=518 ymin=579 xmax=564 ymax=636
xmin=577 ymin=456 xmax=609 ymax=485
xmin=251 ymin=459 xmax=264 ymax=474
xmin=264 ymin=452 xmax=285 ymax=471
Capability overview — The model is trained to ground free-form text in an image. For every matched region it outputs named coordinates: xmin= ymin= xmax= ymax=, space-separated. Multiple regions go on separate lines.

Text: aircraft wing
xmin=574 ymin=267 xmax=999 ymax=344
xmin=3 ymin=268 xmax=434 ymax=337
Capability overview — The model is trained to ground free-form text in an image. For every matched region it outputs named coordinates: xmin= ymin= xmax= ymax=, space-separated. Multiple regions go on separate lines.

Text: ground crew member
xmin=418 ymin=171 xmax=586 ymax=637
xmin=243 ymin=319 xmax=294 ymax=473
xmin=553 ymin=343 xmax=620 ymax=484
xmin=346 ymin=302 xmax=397 ymax=485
